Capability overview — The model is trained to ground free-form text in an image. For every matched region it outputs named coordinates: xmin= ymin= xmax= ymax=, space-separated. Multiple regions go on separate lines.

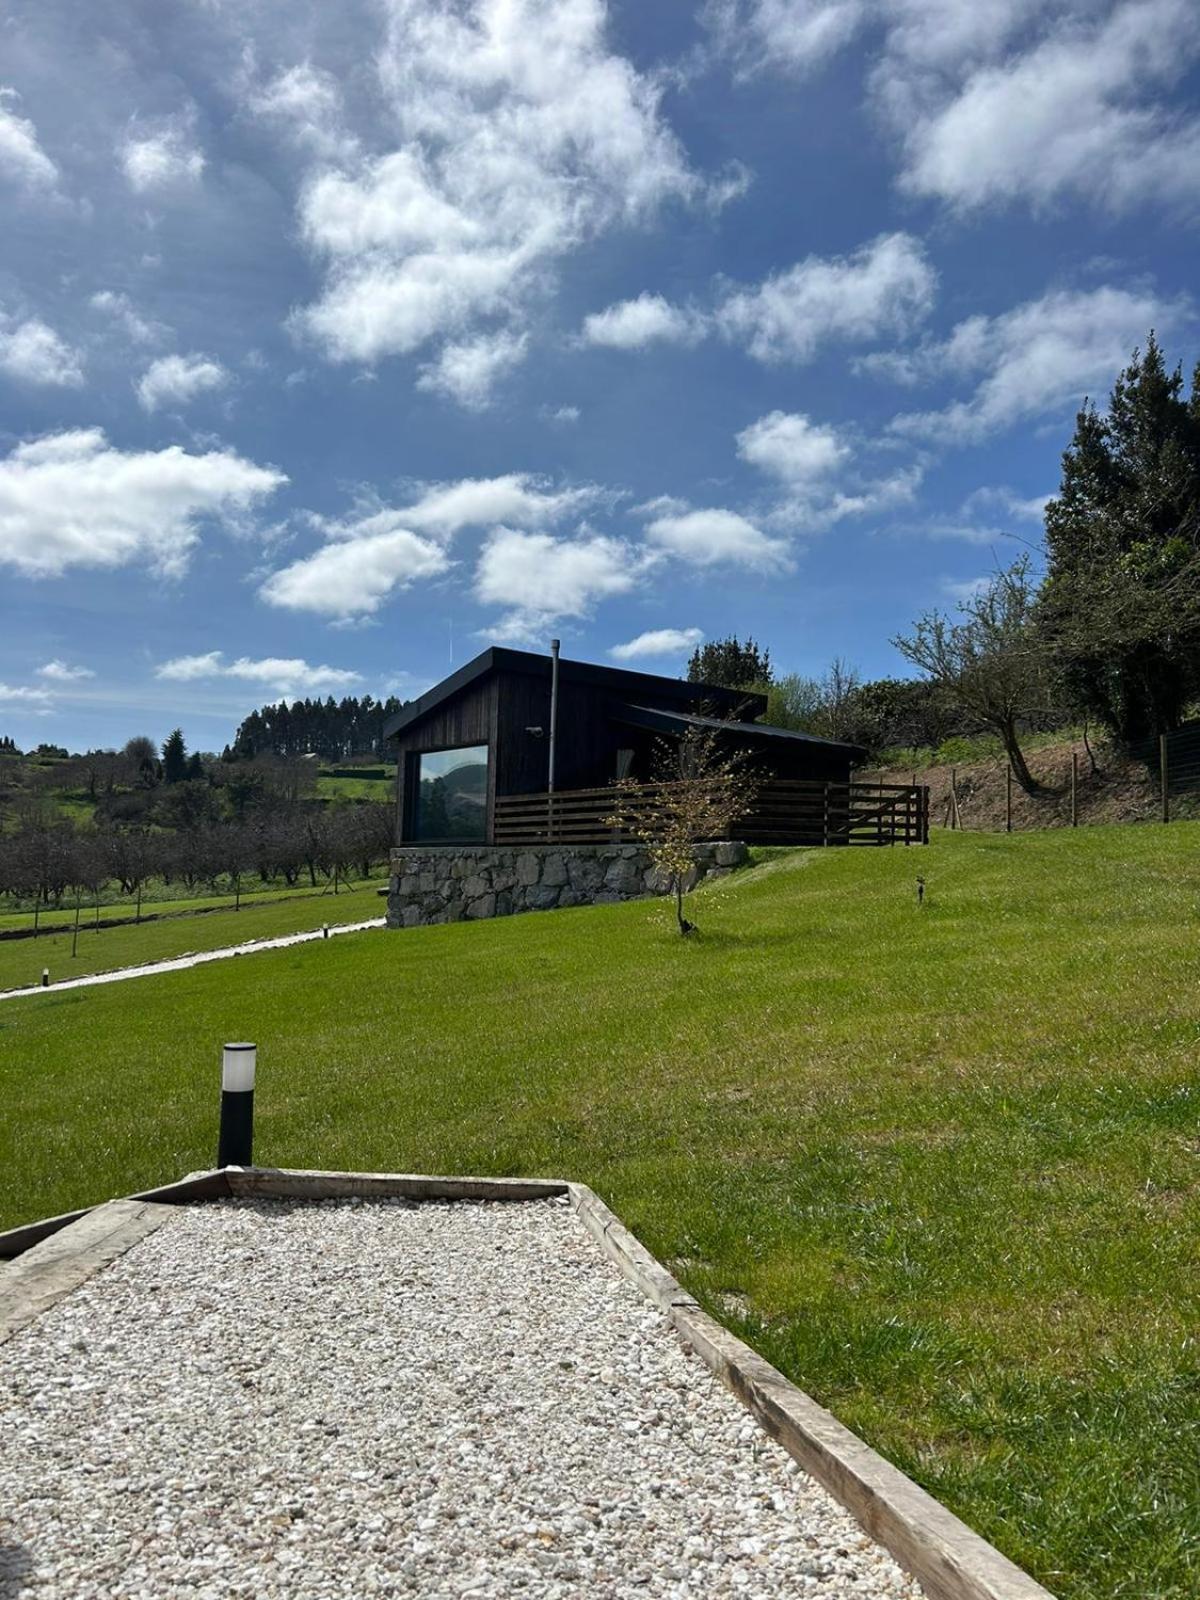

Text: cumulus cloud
xmin=643 ymin=507 xmax=793 ymax=572
xmin=37 ymin=660 xmax=94 ymax=682
xmin=0 ymin=681 xmax=53 ymax=705
xmin=0 ymin=315 xmax=84 ymax=386
xmin=476 ymin=526 xmax=651 ymax=641
xmin=90 ymin=291 xmax=166 ymax=345
xmin=0 ymin=429 xmax=286 ymax=579
xmin=136 ymin=353 xmax=229 ymax=412
xmin=246 ymin=62 xmax=357 ymax=162
xmin=121 ymin=124 xmax=205 ymax=192
xmin=707 ymin=1 xmax=1200 ymax=218
xmin=397 ymin=474 xmax=603 ymax=537
xmin=887 ymin=284 xmax=1184 ymax=443
xmin=707 ymin=0 xmax=869 ymax=77
xmin=735 ymin=411 xmax=850 ymax=485
xmin=717 ymin=233 xmax=936 ymax=363
xmin=0 ymin=91 xmax=59 ymax=191
xmin=416 ymin=328 xmax=528 ymax=408
xmin=156 ymin=652 xmax=362 ymax=694
xmin=610 ymin=627 xmax=703 ymax=661
xmin=290 ymin=0 xmax=698 ymax=394
xmin=886 ymin=0 xmax=1200 ymax=216
xmin=259 ymin=515 xmax=451 ymax=620
xmin=580 ymin=293 xmax=704 ymax=350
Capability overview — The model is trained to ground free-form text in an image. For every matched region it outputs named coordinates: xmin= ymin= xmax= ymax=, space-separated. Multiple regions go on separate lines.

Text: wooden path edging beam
xmin=0 ymin=1198 xmax=175 ymax=1345
xmin=565 ymin=1182 xmax=1053 ymax=1600
xmin=0 ymin=1167 xmax=1054 ymax=1600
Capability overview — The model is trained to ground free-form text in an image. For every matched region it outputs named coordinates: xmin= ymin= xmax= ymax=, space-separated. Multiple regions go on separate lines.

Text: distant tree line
xmin=224 ymin=695 xmax=407 ymax=762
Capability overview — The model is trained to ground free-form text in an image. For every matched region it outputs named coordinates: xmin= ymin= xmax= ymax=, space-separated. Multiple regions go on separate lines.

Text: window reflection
xmin=415 ymin=745 xmax=488 ymax=841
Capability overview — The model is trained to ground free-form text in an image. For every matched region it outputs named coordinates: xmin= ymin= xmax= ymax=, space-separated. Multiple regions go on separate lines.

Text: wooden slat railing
xmin=493 ymin=779 xmax=930 ymax=848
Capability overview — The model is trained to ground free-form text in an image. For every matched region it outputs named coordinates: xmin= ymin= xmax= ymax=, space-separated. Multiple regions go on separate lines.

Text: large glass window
xmin=414 ymin=745 xmax=489 ymax=841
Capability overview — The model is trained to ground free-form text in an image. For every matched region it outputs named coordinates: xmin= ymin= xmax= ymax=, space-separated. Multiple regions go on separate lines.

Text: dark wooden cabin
xmin=380 ymin=646 xmax=920 ymax=848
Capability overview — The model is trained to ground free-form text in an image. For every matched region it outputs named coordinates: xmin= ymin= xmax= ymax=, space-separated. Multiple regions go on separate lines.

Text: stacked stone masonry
xmin=386 ymin=842 xmax=749 ymax=928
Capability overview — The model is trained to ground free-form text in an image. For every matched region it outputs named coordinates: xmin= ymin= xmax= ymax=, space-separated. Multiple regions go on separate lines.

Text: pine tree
xmin=161 ymin=728 xmax=189 ymax=785
xmin=1040 ymin=334 xmax=1200 ymax=745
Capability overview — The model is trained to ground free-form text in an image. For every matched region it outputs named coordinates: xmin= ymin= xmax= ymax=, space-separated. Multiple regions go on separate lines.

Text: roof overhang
xmin=611 ymin=703 xmax=868 ymax=762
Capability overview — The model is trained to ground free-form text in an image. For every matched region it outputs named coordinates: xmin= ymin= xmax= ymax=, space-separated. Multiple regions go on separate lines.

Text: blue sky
xmin=1 ymin=0 xmax=1197 ymax=754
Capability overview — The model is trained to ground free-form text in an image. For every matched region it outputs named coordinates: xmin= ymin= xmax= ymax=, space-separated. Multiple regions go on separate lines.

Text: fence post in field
xmin=822 ymin=783 xmax=830 ymax=847
xmin=1160 ymin=734 xmax=1170 ymax=824
xmin=1006 ymin=766 xmax=1012 ymax=833
xmin=1071 ymin=751 xmax=1078 ymax=827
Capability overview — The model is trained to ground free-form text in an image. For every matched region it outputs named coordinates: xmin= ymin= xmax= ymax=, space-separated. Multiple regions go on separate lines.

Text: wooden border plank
xmin=0 ymin=1199 xmax=175 ymax=1344
xmin=225 ymin=1167 xmax=569 ymax=1203
xmin=566 ymin=1183 xmax=1054 ymax=1600
xmin=0 ymin=1170 xmax=232 ymax=1260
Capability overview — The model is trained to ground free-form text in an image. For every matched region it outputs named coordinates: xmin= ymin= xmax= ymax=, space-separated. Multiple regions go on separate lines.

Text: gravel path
xmin=0 ymin=918 xmax=384 ymax=1003
xmin=0 ymin=1199 xmax=925 ymax=1599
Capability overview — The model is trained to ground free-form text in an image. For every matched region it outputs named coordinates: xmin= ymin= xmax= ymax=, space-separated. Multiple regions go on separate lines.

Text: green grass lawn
xmin=0 ymin=882 xmax=384 ymax=990
xmin=0 ymin=871 xmax=385 ymax=935
xmin=3 ymin=824 xmax=1199 ymax=1599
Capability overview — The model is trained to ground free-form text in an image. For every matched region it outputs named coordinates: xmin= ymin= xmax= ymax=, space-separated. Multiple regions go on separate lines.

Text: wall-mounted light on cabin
xmin=525 ymin=725 xmax=545 ymax=737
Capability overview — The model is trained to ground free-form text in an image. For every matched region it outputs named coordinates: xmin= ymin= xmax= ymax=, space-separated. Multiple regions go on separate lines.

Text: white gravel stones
xmin=0 ymin=1199 xmax=925 ymax=1599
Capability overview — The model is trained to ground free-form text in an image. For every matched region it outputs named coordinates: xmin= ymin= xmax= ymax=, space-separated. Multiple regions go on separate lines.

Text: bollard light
xmin=323 ymin=923 xmax=329 ymax=939
xmin=41 ymin=968 xmax=49 ymax=987
xmin=217 ymin=1042 xmax=256 ymax=1168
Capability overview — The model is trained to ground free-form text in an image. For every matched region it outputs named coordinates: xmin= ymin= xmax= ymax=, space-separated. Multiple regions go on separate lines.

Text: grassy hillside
xmin=0 ymin=882 xmax=384 ymax=991
xmin=3 ymin=826 xmax=1199 ymax=1599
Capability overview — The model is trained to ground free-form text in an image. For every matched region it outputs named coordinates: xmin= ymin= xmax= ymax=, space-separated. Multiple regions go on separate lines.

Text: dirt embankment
xmin=864 ymin=736 xmax=1168 ymax=832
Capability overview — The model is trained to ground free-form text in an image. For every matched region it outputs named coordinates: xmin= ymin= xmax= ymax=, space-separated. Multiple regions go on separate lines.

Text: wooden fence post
xmin=1161 ymin=734 xmax=1170 ymax=824
xmin=1006 ymin=766 xmax=1012 ymax=833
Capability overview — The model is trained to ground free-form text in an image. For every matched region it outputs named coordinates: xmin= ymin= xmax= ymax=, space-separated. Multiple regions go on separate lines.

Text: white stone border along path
xmin=0 ymin=1170 xmax=1055 ymax=1600
xmin=0 ymin=917 xmax=384 ymax=1003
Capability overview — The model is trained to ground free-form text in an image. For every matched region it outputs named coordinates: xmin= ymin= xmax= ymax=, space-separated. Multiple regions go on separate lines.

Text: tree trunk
xmin=1001 ymin=719 xmax=1040 ymax=794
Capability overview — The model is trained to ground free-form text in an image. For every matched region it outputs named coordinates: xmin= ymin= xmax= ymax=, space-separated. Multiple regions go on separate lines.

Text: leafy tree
xmin=161 ymin=728 xmax=189 ymax=785
xmin=687 ymin=636 xmax=772 ymax=690
xmin=606 ymin=725 xmax=757 ymax=936
xmin=1039 ymin=334 xmax=1200 ymax=745
xmin=185 ymin=751 xmax=205 ymax=782
xmin=123 ymin=735 xmax=160 ymax=786
xmin=893 ymin=558 xmax=1048 ymax=792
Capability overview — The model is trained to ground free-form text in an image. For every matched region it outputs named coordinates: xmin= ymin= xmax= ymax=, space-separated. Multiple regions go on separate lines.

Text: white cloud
xmin=156 ymin=652 xmax=362 ymax=694
xmin=90 ymin=291 xmax=166 ymax=345
xmin=717 ymin=232 xmax=936 ymax=363
xmin=643 ymin=507 xmax=793 ymax=572
xmin=940 ymin=574 xmax=993 ymax=603
xmin=397 ymin=474 xmax=601 ymax=538
xmin=886 ymin=0 xmax=1200 ymax=216
xmin=0 ymin=429 xmax=286 ymax=579
xmin=888 ymin=284 xmax=1184 ymax=443
xmin=259 ymin=512 xmax=451 ymax=619
xmin=544 ymin=404 xmax=581 ymax=425
xmin=735 ymin=411 xmax=850 ymax=485
xmin=136 ymin=353 xmax=229 ymax=412
xmin=707 ymin=0 xmax=869 ymax=77
xmin=610 ymin=627 xmax=704 ymax=661
xmin=292 ymin=0 xmax=698 ymax=384
xmin=0 ymin=681 xmax=53 ymax=705
xmin=246 ymin=62 xmax=356 ymax=162
xmin=581 ymin=293 xmax=704 ymax=350
xmin=37 ymin=660 xmax=94 ymax=682
xmin=0 ymin=315 xmax=84 ymax=387
xmin=121 ymin=125 xmax=205 ymax=192
xmin=0 ymin=91 xmax=58 ymax=191
xmin=416 ymin=328 xmax=528 ymax=408
xmin=476 ymin=525 xmax=650 ymax=640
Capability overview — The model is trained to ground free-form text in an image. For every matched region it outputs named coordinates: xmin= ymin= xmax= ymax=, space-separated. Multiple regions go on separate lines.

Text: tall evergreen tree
xmin=1040 ymin=334 xmax=1200 ymax=745
xmin=686 ymin=636 xmax=772 ymax=690
xmin=161 ymin=728 xmax=189 ymax=785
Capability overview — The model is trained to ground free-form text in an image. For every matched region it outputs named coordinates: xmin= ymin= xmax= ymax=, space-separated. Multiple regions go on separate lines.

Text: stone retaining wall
xmin=386 ymin=842 xmax=749 ymax=928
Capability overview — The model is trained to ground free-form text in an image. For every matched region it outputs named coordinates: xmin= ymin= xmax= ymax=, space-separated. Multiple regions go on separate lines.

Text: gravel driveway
xmin=0 ymin=1198 xmax=924 ymax=1598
